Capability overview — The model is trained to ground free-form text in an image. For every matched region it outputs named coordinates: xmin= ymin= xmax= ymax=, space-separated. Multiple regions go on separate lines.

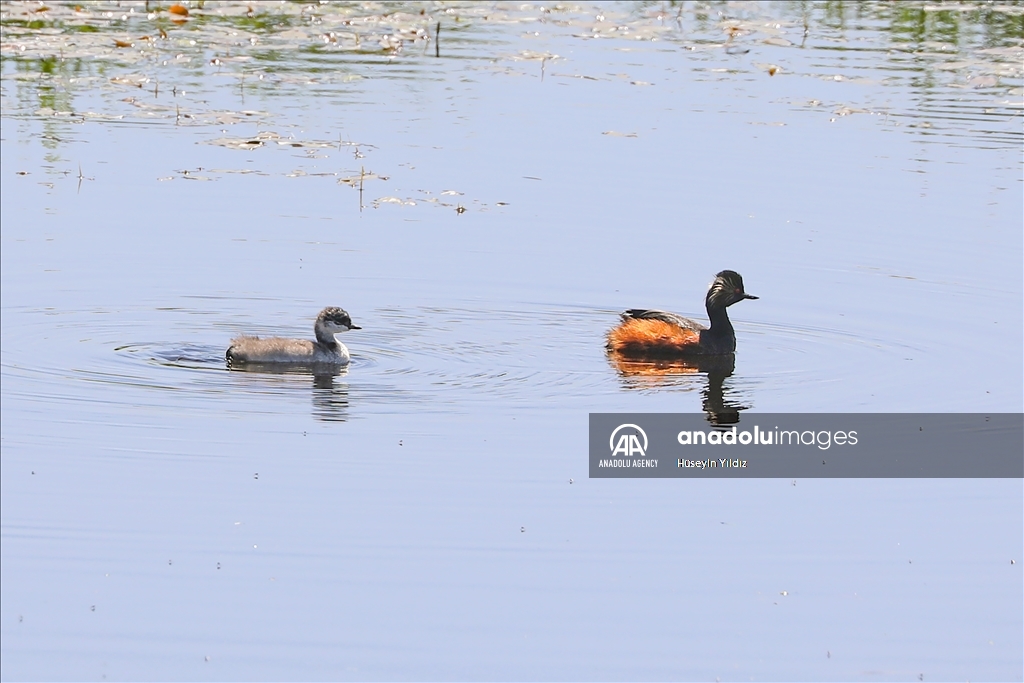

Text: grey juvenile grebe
xmin=607 ymin=270 xmax=757 ymax=357
xmin=226 ymin=307 xmax=360 ymax=365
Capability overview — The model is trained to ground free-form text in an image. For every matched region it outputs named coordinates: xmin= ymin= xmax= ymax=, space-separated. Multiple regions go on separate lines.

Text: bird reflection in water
xmin=228 ymin=362 xmax=350 ymax=422
xmin=311 ymin=372 xmax=350 ymax=422
xmin=606 ymin=352 xmax=749 ymax=425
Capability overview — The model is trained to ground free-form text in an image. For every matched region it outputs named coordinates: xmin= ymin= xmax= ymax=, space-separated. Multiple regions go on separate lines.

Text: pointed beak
xmin=348 ymin=324 xmax=362 ymax=330
xmin=743 ymin=294 xmax=758 ymax=300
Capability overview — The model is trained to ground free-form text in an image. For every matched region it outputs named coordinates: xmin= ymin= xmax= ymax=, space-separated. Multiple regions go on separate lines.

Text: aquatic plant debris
xmin=1 ymin=1 xmax=1019 ymax=154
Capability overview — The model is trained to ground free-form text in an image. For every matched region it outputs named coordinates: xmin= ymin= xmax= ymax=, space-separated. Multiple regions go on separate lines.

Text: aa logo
xmin=609 ymin=424 xmax=648 ymax=457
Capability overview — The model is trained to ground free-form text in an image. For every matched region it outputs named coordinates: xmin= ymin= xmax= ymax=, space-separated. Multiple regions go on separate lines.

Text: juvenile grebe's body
xmin=226 ymin=307 xmax=360 ymax=366
xmin=607 ymin=270 xmax=757 ymax=358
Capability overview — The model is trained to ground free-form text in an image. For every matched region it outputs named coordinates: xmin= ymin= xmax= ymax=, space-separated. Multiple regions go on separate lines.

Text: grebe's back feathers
xmin=226 ymin=336 xmax=343 ymax=364
xmin=621 ymin=309 xmax=706 ymax=332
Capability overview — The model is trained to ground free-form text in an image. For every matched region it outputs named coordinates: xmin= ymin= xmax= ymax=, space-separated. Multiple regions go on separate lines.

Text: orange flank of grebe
xmin=607 ymin=270 xmax=757 ymax=358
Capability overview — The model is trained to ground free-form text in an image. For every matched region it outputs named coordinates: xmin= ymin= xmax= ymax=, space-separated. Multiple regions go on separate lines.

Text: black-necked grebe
xmin=607 ymin=270 xmax=757 ymax=357
xmin=226 ymin=307 xmax=360 ymax=366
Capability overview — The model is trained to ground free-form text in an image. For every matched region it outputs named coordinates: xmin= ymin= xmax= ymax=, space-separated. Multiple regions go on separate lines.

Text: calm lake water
xmin=2 ymin=1 xmax=1022 ymax=680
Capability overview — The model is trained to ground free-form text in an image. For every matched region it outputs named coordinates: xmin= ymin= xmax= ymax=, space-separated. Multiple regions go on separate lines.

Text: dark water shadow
xmin=607 ymin=352 xmax=750 ymax=425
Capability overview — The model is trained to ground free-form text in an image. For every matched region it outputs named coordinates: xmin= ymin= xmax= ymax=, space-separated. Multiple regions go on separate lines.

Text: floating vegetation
xmin=1 ymin=1 xmax=1020 ymax=151
xmin=338 ymin=170 xmax=388 ymax=186
xmin=372 ymin=196 xmax=416 ymax=208
xmin=204 ymin=131 xmax=342 ymax=150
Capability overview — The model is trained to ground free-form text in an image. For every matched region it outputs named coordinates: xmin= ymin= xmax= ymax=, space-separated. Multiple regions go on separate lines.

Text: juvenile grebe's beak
xmin=348 ymin=324 xmax=362 ymax=330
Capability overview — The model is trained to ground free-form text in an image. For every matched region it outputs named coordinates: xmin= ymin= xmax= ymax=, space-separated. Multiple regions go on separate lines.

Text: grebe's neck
xmin=314 ymin=332 xmax=350 ymax=363
xmin=325 ymin=338 xmax=350 ymax=363
xmin=705 ymin=302 xmax=735 ymax=342
xmin=314 ymin=322 xmax=337 ymax=347
xmin=313 ymin=321 xmax=351 ymax=362
xmin=699 ymin=272 xmax=753 ymax=353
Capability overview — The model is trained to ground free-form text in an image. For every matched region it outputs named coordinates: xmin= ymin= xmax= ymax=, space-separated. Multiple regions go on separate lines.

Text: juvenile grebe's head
xmin=316 ymin=306 xmax=361 ymax=335
xmin=706 ymin=270 xmax=758 ymax=309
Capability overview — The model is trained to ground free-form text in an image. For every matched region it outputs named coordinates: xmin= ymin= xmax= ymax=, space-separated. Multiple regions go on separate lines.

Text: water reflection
xmin=607 ymin=352 xmax=749 ymax=424
xmin=228 ymin=363 xmax=350 ymax=422
xmin=1 ymin=1 xmax=1019 ymax=152
xmin=311 ymin=373 xmax=349 ymax=422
